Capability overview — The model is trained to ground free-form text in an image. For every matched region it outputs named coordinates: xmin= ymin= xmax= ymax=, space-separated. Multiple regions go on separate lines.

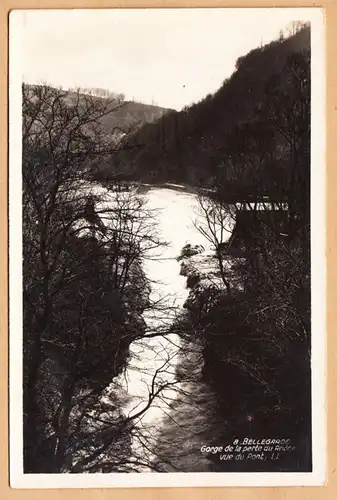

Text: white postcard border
xmin=9 ymin=7 xmax=326 ymax=488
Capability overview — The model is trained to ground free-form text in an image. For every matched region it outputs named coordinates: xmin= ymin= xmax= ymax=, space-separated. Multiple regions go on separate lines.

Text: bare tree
xmin=193 ymin=194 xmax=236 ymax=295
xmin=22 ymin=84 xmax=175 ymax=473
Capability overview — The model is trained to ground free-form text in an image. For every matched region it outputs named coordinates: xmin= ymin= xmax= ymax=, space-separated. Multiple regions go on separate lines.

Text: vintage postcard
xmin=9 ymin=7 xmax=326 ymax=488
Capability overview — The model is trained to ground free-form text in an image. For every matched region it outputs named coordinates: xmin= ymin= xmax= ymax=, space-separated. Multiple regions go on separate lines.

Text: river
xmin=87 ymin=183 xmax=220 ymax=469
xmin=115 ymin=187 xmax=215 ymax=467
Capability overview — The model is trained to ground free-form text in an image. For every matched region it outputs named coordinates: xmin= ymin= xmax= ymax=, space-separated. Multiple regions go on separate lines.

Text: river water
xmin=115 ymin=187 xmax=214 ymax=466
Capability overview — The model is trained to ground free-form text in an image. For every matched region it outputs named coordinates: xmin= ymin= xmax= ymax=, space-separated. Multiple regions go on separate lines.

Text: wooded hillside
xmin=100 ymin=26 xmax=309 ymax=195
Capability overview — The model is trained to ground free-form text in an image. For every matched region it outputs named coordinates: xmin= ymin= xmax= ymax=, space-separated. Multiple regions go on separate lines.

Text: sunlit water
xmin=116 ymin=188 xmax=215 ymax=465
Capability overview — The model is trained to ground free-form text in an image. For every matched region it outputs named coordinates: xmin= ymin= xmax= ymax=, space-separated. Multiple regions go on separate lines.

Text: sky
xmin=17 ymin=8 xmax=314 ymax=111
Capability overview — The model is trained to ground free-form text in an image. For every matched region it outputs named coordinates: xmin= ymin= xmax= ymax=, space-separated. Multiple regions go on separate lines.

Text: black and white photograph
xmin=9 ymin=8 xmax=326 ymax=488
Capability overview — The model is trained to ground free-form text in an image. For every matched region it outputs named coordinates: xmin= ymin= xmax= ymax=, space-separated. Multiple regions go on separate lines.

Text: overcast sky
xmin=18 ymin=8 xmax=313 ymax=110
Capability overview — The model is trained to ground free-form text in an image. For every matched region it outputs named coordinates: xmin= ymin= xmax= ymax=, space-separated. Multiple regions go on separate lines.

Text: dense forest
xmin=21 ymin=21 xmax=312 ymax=473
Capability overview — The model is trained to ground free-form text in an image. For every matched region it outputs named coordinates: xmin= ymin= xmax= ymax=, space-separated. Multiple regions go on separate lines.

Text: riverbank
xmin=96 ymin=178 xmax=214 ymax=196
